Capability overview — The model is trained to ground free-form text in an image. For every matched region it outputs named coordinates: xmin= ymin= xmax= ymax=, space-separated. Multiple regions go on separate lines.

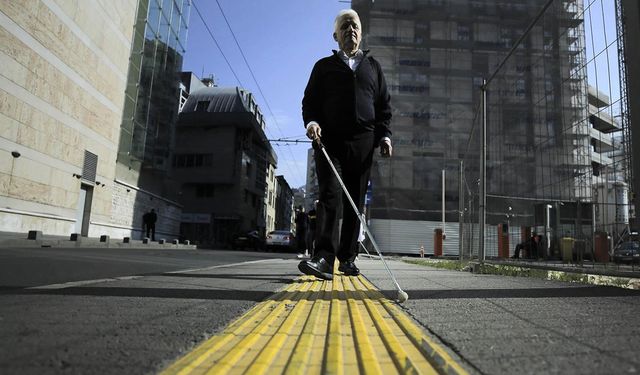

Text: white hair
xmin=334 ymin=9 xmax=361 ymax=34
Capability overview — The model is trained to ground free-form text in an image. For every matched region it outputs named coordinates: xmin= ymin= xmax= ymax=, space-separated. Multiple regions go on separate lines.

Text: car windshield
xmin=617 ymin=242 xmax=639 ymax=251
xmin=270 ymin=231 xmax=290 ymax=235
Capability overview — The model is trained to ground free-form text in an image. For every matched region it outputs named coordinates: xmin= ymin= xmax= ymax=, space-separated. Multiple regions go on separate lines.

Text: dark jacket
xmin=302 ymin=50 xmax=392 ymax=143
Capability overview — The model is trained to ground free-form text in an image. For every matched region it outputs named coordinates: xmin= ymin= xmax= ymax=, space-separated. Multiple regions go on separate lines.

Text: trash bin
xmin=561 ymin=237 xmax=575 ymax=263
xmin=594 ymin=231 xmax=609 ymax=263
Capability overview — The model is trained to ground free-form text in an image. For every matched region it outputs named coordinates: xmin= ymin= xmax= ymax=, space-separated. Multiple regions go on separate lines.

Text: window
xmin=515 ymin=79 xmax=526 ymax=97
xmin=173 ymin=153 xmax=214 ymax=168
xmin=203 ymin=154 xmax=213 ymax=166
xmin=196 ymin=184 xmax=215 ymax=197
xmin=196 ymin=100 xmax=210 ymax=112
xmin=457 ymin=25 xmax=470 ymax=41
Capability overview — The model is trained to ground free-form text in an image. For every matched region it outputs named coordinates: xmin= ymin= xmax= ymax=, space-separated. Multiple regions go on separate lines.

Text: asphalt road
xmin=0 ymin=247 xmax=302 ymax=374
xmin=0 ymin=247 xmax=296 ymax=288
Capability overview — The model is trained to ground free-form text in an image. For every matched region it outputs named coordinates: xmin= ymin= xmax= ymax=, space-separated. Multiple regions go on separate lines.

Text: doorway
xmin=75 ymin=184 xmax=93 ymax=236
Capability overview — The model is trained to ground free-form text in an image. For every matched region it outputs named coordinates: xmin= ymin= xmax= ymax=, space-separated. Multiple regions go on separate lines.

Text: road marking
xmin=27 ymin=276 xmax=142 ymax=290
xmin=27 ymin=259 xmax=275 ymax=290
xmin=165 ymin=259 xmax=274 ymax=274
xmin=161 ymin=274 xmax=470 ymax=375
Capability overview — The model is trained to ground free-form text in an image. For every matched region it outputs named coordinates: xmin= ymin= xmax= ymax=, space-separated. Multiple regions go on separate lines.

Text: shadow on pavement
xmin=148 ymin=273 xmax=295 ymax=283
xmin=6 ymin=286 xmax=276 ymax=301
xmin=377 ymin=286 xmax=640 ymax=300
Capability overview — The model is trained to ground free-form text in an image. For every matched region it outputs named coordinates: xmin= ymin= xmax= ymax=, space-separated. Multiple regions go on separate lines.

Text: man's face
xmin=334 ymin=15 xmax=362 ymax=51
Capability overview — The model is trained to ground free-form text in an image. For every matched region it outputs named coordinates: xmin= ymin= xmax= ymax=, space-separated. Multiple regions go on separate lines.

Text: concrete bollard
xmin=158 ymin=239 xmax=166 ymax=244
xmin=433 ymin=228 xmax=443 ymax=257
xmin=183 ymin=240 xmax=191 ymax=245
xmin=123 ymin=237 xmax=130 ymax=243
xmin=172 ymin=239 xmax=179 ymax=245
xmin=70 ymin=233 xmax=81 ymax=241
xmin=142 ymin=238 xmax=150 ymax=244
xmin=28 ymin=230 xmax=43 ymax=240
xmin=100 ymin=235 xmax=110 ymax=243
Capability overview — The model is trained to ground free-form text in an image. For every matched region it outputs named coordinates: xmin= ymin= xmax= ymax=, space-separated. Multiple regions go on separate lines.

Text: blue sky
xmin=583 ymin=0 xmax=620 ymax=108
xmin=182 ymin=0 xmax=347 ymax=188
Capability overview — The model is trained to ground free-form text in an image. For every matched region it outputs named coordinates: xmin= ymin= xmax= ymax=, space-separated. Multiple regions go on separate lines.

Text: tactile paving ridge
xmin=161 ymin=274 xmax=468 ymax=375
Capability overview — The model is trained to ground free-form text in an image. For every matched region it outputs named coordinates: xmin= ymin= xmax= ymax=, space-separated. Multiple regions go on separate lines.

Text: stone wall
xmin=0 ymin=1 xmax=136 ymax=236
xmin=100 ymin=180 xmax=182 ymax=240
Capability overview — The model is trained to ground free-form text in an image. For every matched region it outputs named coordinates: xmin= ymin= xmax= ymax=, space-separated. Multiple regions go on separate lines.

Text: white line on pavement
xmin=27 ymin=259 xmax=277 ymax=290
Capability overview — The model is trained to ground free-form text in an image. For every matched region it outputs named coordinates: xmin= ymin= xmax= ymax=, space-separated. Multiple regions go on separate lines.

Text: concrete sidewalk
xmin=401 ymin=257 xmax=640 ymax=290
xmin=360 ymin=257 xmax=640 ymax=375
xmin=156 ymin=257 xmax=640 ymax=374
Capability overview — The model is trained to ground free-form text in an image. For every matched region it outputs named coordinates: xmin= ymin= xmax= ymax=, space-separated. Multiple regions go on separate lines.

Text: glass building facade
xmin=352 ymin=0 xmax=590 ymax=254
xmin=118 ymin=0 xmax=191 ymax=177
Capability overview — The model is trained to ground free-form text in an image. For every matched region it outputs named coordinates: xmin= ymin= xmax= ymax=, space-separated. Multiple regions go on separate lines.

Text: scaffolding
xmin=352 ymin=0 xmax=631 ymax=258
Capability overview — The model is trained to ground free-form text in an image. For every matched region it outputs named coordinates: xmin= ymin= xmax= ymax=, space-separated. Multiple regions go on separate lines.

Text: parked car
xmin=231 ymin=230 xmax=264 ymax=251
xmin=265 ymin=230 xmax=295 ymax=252
xmin=612 ymin=241 xmax=640 ymax=264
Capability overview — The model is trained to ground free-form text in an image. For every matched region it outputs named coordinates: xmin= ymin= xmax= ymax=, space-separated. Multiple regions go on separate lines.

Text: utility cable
xmin=191 ymin=2 xmax=244 ymax=88
xmin=212 ymin=0 xmax=306 ymax=186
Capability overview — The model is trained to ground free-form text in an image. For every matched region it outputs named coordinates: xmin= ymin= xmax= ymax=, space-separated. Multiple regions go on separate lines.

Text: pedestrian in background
xmin=143 ymin=209 xmax=157 ymax=241
xmin=295 ymin=206 xmax=308 ymax=254
xmin=298 ymin=9 xmax=392 ymax=280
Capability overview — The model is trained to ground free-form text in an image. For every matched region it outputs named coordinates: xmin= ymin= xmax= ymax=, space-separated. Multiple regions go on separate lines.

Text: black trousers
xmin=314 ymin=132 xmax=375 ymax=264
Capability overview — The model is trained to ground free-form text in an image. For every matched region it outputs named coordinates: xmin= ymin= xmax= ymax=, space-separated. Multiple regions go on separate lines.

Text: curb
xmin=0 ymin=238 xmax=197 ymax=250
xmin=403 ymin=258 xmax=640 ymax=290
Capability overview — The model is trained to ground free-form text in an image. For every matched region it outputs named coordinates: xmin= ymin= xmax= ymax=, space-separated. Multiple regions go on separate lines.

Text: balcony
xmin=591 ymin=152 xmax=613 ymax=168
xmin=559 ymin=150 xmax=591 ymax=168
xmin=588 ymin=86 xmax=610 ymax=108
xmin=589 ymin=105 xmax=620 ymax=133
xmin=590 ymin=127 xmax=615 ymax=152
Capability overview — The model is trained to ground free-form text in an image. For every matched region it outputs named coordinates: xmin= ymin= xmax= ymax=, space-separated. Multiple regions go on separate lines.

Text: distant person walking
xmin=295 ymin=206 xmax=308 ymax=253
xmin=143 ymin=209 xmax=157 ymax=241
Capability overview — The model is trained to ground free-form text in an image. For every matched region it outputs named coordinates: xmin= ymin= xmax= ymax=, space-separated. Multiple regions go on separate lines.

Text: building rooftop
xmin=182 ymin=86 xmax=264 ymax=122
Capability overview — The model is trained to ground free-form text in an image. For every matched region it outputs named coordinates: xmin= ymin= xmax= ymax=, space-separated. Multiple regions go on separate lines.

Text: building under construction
xmin=351 ymin=0 xmax=636 ymax=256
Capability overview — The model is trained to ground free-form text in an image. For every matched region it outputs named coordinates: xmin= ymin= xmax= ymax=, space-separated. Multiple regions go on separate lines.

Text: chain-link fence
xmin=460 ymin=0 xmax=630 ymax=261
xmin=350 ymin=0 xmax=630 ymax=259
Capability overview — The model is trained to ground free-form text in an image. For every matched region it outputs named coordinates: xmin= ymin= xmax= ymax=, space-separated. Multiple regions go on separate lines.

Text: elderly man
xmin=298 ymin=9 xmax=392 ymax=280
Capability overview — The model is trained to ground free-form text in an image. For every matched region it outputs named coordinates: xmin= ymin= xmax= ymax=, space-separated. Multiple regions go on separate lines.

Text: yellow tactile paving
xmin=161 ymin=273 xmax=469 ymax=375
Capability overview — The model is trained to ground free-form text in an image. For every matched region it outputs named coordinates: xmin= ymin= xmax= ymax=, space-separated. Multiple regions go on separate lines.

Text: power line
xmin=210 ymin=0 xmax=307 ymax=186
xmin=268 ymin=139 xmax=313 ymax=144
xmin=191 ymin=2 xmax=244 ymax=87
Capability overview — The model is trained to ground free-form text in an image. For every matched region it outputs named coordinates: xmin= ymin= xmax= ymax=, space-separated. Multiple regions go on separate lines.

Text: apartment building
xmin=174 ymin=85 xmax=277 ymax=247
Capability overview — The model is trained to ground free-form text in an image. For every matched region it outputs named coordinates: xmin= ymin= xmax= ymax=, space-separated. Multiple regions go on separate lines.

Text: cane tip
xmin=397 ymin=290 xmax=409 ymax=303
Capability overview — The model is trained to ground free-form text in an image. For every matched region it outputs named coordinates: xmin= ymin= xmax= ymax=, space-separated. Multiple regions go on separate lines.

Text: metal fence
xmin=460 ymin=0 xmax=630 ymax=260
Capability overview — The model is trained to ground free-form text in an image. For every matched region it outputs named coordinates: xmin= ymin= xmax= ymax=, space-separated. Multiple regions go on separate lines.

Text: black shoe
xmin=338 ymin=261 xmax=360 ymax=276
xmin=298 ymin=256 xmax=333 ymax=280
